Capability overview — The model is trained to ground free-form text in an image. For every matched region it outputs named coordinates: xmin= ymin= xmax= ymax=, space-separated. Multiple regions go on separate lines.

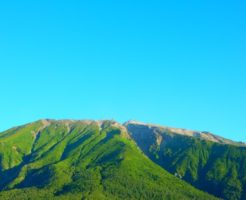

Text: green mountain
xmin=125 ymin=121 xmax=246 ymax=200
xmin=0 ymin=120 xmax=218 ymax=200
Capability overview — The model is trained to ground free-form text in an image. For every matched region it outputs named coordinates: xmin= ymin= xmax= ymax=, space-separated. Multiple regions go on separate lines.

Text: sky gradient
xmin=0 ymin=0 xmax=246 ymax=142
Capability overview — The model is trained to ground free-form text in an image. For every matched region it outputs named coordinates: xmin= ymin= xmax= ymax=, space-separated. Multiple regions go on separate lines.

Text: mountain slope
xmin=0 ymin=120 xmax=218 ymax=200
xmin=125 ymin=121 xmax=246 ymax=200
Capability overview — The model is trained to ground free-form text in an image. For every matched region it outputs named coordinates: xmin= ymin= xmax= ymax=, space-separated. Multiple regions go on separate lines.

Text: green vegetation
xmin=0 ymin=120 xmax=218 ymax=200
xmin=126 ymin=123 xmax=246 ymax=200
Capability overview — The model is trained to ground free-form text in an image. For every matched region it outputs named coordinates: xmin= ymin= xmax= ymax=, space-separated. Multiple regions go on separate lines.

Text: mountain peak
xmin=124 ymin=120 xmax=147 ymax=126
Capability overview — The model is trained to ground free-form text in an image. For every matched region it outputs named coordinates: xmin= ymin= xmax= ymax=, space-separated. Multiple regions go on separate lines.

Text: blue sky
xmin=0 ymin=0 xmax=245 ymax=142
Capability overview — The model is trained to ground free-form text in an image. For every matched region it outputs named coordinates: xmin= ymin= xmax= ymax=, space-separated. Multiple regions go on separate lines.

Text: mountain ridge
xmin=124 ymin=120 xmax=246 ymax=146
xmin=25 ymin=119 xmax=245 ymax=147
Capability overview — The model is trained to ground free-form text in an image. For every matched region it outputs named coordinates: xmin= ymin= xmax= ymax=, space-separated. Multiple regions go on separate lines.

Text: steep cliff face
xmin=125 ymin=121 xmax=246 ymax=200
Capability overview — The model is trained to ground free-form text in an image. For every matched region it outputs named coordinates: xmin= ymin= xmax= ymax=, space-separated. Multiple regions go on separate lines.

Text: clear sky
xmin=0 ymin=0 xmax=245 ymax=142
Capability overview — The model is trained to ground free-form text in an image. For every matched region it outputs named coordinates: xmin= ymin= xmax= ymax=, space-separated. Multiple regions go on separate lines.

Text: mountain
xmin=0 ymin=120 xmax=218 ymax=200
xmin=125 ymin=120 xmax=246 ymax=146
xmin=125 ymin=120 xmax=246 ymax=200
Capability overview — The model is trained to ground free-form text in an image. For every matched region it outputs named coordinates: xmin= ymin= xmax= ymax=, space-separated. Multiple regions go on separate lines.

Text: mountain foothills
xmin=0 ymin=120 xmax=244 ymax=200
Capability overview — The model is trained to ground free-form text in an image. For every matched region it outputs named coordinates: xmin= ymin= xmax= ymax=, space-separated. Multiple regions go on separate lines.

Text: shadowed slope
xmin=125 ymin=121 xmax=246 ymax=200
